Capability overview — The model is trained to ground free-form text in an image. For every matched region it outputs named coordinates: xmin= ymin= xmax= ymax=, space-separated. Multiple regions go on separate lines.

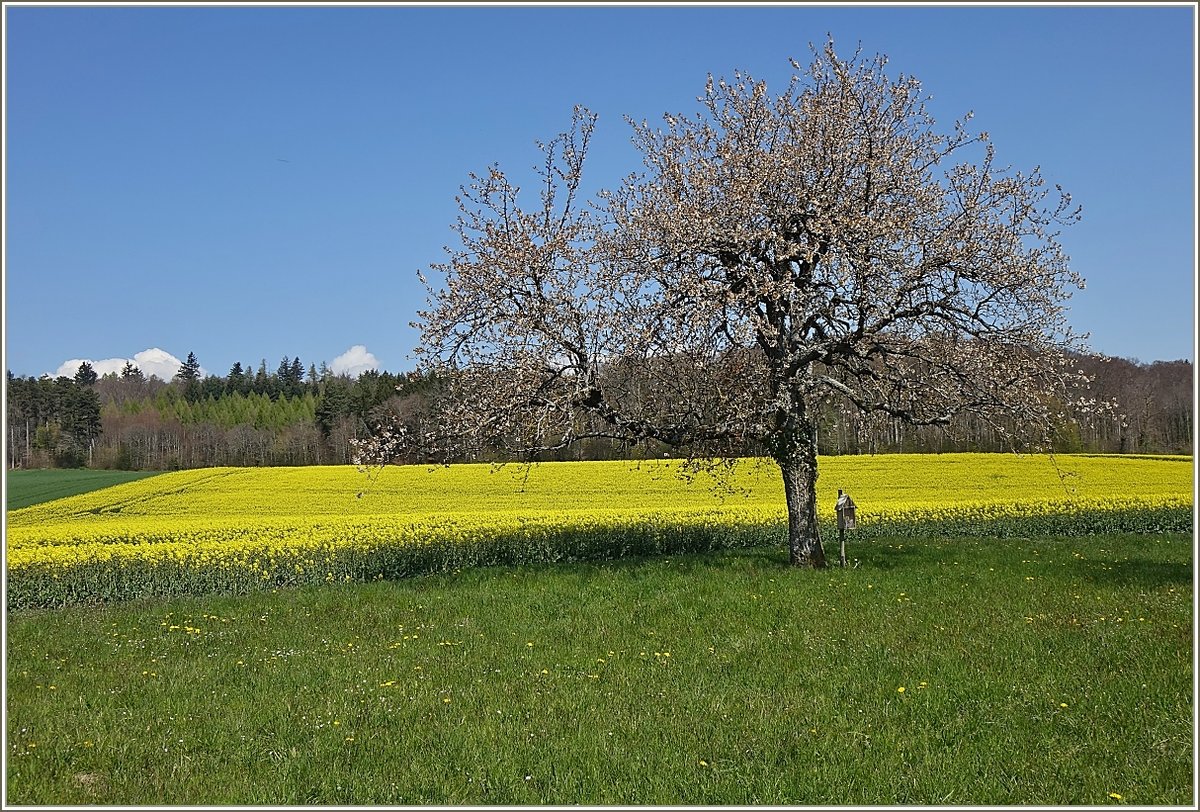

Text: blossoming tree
xmin=363 ymin=41 xmax=1095 ymax=568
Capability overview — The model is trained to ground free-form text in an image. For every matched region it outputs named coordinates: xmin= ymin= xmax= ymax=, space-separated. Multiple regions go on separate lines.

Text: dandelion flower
xmin=897 ymin=686 xmax=906 ymax=693
xmin=1108 ymin=792 xmax=1122 ymax=800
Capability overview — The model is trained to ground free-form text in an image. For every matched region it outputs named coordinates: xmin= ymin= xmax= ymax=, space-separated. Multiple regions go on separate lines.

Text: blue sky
xmin=3 ymin=3 xmax=1196 ymax=381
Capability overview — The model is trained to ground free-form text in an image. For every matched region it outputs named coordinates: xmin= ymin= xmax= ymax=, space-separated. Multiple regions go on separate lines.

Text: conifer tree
xmin=74 ymin=362 xmax=98 ymax=387
xmin=228 ymin=362 xmax=247 ymax=395
xmin=175 ymin=352 xmax=203 ymax=403
xmin=254 ymin=360 xmax=273 ymax=397
xmin=175 ymin=352 xmax=201 ymax=384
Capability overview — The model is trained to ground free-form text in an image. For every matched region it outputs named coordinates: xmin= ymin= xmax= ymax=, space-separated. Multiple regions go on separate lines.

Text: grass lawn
xmin=5 ymin=532 xmax=1192 ymax=806
xmin=5 ymin=469 xmax=160 ymax=512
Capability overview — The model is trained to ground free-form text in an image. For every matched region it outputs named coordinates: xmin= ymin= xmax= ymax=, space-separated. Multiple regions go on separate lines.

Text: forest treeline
xmin=5 ymin=351 xmax=1193 ymax=471
xmin=6 ymin=354 xmax=429 ymax=470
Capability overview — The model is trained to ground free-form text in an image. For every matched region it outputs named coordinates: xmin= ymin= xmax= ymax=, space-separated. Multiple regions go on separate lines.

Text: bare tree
xmin=361 ymin=41 xmax=1099 ymax=568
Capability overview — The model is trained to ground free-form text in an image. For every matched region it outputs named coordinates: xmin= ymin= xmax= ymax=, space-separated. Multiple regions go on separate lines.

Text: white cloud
xmin=330 ymin=345 xmax=380 ymax=377
xmin=52 ymin=348 xmax=205 ymax=381
xmin=54 ymin=357 xmax=127 ymax=379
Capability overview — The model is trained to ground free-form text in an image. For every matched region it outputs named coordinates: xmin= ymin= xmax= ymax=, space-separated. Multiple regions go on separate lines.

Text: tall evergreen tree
xmin=276 ymin=357 xmax=297 ymax=398
xmin=175 ymin=352 xmax=201 ymax=384
xmin=175 ymin=352 xmax=203 ymax=403
xmin=253 ymin=360 xmax=274 ymax=397
xmin=62 ymin=385 xmax=102 ymax=445
xmin=74 ymin=362 xmax=98 ymax=387
xmin=228 ymin=362 xmax=247 ymax=395
xmin=316 ymin=376 xmax=354 ymax=436
xmin=291 ymin=357 xmax=306 ymax=396
xmin=201 ymin=375 xmax=225 ymax=400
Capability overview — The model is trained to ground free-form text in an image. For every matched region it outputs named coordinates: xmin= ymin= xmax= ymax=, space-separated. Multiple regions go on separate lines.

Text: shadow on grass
xmin=448 ymin=545 xmax=791 ymax=585
xmin=845 ymin=539 xmax=946 ymax=571
xmin=1077 ymin=558 xmax=1193 ymax=590
xmin=432 ymin=537 xmax=1193 ymax=590
xmin=547 ymin=542 xmax=932 ymax=578
xmin=672 ymin=545 xmax=790 ymax=572
xmin=539 ymin=542 xmax=938 ymax=578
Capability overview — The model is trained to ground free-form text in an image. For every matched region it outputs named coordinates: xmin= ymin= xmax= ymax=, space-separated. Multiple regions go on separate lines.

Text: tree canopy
xmin=358 ymin=40 xmax=1106 ymax=568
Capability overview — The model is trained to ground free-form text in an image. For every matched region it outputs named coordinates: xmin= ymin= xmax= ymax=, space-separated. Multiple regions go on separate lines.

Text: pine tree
xmin=74 ymin=362 xmax=98 ymax=387
xmin=228 ymin=362 xmax=247 ymax=395
xmin=201 ymin=375 xmax=225 ymax=400
xmin=175 ymin=352 xmax=201 ymax=384
xmin=175 ymin=352 xmax=203 ymax=403
xmin=316 ymin=377 xmax=353 ymax=436
xmin=276 ymin=356 xmax=301 ymax=399
xmin=254 ymin=360 xmax=273 ymax=397
xmin=290 ymin=357 xmax=305 ymax=390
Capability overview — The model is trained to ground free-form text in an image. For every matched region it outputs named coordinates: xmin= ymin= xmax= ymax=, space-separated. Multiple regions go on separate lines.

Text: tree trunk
xmin=778 ymin=441 xmax=826 ymax=568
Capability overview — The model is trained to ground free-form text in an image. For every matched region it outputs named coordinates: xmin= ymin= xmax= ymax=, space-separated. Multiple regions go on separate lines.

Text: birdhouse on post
xmin=835 ymin=489 xmax=857 ymax=567
xmin=836 ymin=490 xmax=857 ymax=531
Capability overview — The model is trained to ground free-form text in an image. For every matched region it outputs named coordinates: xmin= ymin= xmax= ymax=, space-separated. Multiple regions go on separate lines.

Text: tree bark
xmin=778 ymin=435 xmax=826 ymax=568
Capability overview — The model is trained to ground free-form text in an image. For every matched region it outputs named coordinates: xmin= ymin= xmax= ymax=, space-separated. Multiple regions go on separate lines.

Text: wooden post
xmin=835 ymin=489 xmax=855 ymax=568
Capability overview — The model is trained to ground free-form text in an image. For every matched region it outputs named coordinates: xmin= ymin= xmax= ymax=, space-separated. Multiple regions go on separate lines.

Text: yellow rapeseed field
xmin=6 ymin=454 xmax=1193 ymax=608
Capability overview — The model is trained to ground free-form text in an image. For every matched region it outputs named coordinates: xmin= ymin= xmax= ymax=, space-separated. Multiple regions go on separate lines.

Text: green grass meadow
xmin=5 ymin=469 xmax=160 ymax=512
xmin=5 ymin=532 xmax=1193 ymax=805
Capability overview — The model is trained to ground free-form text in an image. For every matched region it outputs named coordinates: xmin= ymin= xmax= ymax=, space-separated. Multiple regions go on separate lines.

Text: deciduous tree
xmin=360 ymin=41 xmax=1103 ymax=567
